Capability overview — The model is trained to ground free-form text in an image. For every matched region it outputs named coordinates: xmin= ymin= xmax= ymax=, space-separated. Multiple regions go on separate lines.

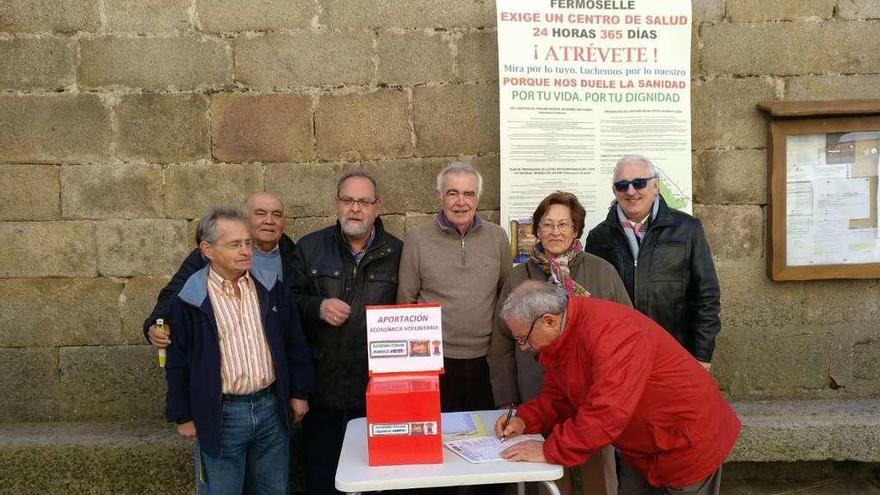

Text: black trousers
xmin=302 ymin=405 xmax=366 ymax=495
xmin=440 ymin=356 xmax=495 ymax=412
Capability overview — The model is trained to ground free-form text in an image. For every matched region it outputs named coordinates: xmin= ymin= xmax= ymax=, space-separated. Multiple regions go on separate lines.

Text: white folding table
xmin=335 ymin=410 xmax=563 ymax=495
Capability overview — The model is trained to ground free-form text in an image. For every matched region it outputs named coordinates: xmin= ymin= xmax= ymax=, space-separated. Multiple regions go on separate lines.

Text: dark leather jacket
xmin=585 ymin=196 xmax=721 ymax=362
xmin=289 ymin=218 xmax=402 ymax=409
xmin=143 ymin=234 xmax=296 ymax=341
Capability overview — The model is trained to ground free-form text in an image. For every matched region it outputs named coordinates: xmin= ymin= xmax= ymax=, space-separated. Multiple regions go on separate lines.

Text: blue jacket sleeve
xmin=164 ymin=299 xmax=192 ymax=424
xmin=280 ymin=284 xmax=314 ymax=399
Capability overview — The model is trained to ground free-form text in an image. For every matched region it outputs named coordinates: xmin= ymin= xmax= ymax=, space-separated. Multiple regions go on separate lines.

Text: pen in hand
xmin=500 ymin=404 xmax=515 ymax=442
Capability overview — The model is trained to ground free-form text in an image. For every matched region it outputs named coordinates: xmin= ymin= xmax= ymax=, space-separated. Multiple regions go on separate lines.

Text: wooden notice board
xmin=759 ymin=100 xmax=880 ymax=281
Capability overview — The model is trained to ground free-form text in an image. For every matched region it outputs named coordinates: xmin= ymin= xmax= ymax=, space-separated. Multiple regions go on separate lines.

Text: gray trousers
xmin=617 ymin=460 xmax=721 ymax=495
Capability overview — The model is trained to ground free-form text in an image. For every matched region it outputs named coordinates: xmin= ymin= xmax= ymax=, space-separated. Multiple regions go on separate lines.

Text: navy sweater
xmin=164 ymin=266 xmax=313 ymax=456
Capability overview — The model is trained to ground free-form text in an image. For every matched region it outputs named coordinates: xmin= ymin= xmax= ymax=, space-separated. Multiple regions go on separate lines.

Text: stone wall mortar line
xmin=369 ymin=28 xmax=379 ymax=87
xmin=405 ymin=87 xmax=417 ymax=153
xmin=311 ymin=0 xmax=324 ymax=29
xmin=96 ymin=0 xmax=108 ymax=34
xmin=188 ymin=0 xmax=201 ymax=31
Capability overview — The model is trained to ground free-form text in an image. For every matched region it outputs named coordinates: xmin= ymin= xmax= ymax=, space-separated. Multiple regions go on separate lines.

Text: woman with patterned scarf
xmin=488 ymin=191 xmax=631 ymax=495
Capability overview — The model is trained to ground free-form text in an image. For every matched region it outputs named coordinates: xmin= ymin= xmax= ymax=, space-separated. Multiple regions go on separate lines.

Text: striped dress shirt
xmin=206 ymin=267 xmax=275 ymax=395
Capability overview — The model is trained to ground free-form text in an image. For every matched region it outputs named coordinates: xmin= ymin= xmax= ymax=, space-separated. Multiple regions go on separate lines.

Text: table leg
xmin=540 ymin=481 xmax=562 ymax=495
xmin=517 ymin=482 xmax=526 ymax=495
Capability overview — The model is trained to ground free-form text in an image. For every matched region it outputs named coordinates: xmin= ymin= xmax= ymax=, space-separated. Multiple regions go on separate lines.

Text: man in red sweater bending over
xmin=494 ymin=281 xmax=740 ymax=495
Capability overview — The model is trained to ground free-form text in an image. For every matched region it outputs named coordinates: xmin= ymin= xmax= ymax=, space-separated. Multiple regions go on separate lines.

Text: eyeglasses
xmin=515 ymin=313 xmax=545 ymax=347
xmin=218 ymin=239 xmax=253 ymax=250
xmin=613 ymin=176 xmax=657 ymax=192
xmin=538 ymin=221 xmax=573 ymax=233
xmin=336 ymin=196 xmax=379 ymax=208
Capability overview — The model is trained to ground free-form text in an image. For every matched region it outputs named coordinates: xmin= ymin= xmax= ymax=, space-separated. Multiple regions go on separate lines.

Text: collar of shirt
xmin=623 ymin=214 xmax=650 ymax=234
xmin=253 ymin=243 xmax=280 ymax=257
xmin=435 ymin=210 xmax=483 ymax=237
xmin=349 ymin=227 xmax=376 ymax=263
xmin=615 ymin=202 xmax=656 ymax=234
xmin=207 ymin=266 xmax=251 ymax=298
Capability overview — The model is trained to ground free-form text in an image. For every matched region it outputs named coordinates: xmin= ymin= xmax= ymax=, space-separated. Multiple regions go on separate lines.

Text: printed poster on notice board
xmin=366 ymin=303 xmax=443 ymax=373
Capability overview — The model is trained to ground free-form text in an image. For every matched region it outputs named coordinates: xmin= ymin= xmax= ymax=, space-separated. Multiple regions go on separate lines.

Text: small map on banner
xmin=366 ymin=303 xmax=443 ymax=373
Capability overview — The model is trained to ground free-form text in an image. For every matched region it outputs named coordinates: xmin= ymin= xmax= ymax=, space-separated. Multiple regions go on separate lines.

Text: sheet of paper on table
xmin=442 ymin=411 xmax=479 ymax=436
xmin=444 ymin=434 xmax=545 ymax=464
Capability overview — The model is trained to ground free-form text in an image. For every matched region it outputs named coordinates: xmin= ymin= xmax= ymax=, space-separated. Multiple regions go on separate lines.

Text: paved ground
xmin=724 ymin=480 xmax=880 ymax=494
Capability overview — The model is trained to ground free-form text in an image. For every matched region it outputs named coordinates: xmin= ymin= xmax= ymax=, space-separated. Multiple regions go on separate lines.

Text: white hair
xmin=436 ymin=161 xmax=483 ymax=197
xmin=614 ymin=154 xmax=658 ymax=178
xmin=499 ymin=281 xmax=568 ymax=326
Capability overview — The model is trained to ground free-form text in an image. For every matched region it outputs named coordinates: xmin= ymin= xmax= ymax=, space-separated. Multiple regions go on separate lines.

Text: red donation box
xmin=365 ymin=303 xmax=444 ymax=466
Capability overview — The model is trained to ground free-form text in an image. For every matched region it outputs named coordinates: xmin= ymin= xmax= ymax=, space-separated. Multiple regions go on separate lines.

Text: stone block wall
xmin=690 ymin=0 xmax=880 ymax=400
xmin=0 ymin=0 xmax=877 ymax=421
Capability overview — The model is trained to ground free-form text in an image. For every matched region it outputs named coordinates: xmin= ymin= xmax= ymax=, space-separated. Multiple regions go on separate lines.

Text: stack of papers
xmin=441 ymin=412 xmax=478 ymax=436
xmin=444 ymin=434 xmax=545 ymax=463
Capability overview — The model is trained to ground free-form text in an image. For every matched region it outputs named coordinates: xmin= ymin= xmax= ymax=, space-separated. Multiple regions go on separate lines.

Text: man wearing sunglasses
xmin=585 ymin=154 xmax=720 ymax=372
xmin=289 ymin=170 xmax=403 ymax=495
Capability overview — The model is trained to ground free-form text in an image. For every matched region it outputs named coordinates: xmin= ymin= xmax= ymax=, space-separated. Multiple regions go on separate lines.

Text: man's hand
xmin=320 ymin=298 xmax=351 ymax=327
xmin=501 ymin=440 xmax=546 ymax=462
xmin=494 ymin=414 xmax=525 ymax=440
xmin=291 ymin=398 xmax=309 ymax=423
xmin=176 ymin=421 xmax=196 ymax=439
xmin=148 ymin=324 xmax=172 ymax=349
xmin=699 ymin=361 xmax=712 ymax=372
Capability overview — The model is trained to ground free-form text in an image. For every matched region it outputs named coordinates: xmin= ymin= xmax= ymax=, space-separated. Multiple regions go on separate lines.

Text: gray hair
xmin=499 ymin=280 xmax=568 ymax=326
xmin=614 ymin=154 xmax=658 ymax=178
xmin=436 ymin=161 xmax=483 ymax=197
xmin=337 ymin=170 xmax=380 ymax=199
xmin=196 ymin=205 xmax=248 ymax=245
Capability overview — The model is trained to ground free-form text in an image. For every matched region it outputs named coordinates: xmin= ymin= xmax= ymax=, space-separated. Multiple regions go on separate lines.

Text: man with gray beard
xmin=289 ymin=170 xmax=403 ymax=495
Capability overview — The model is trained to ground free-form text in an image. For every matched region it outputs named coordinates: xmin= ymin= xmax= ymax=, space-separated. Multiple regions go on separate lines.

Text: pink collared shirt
xmin=206 ymin=267 xmax=275 ymax=395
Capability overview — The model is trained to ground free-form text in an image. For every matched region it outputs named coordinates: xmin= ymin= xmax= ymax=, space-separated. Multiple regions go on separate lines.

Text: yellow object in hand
xmin=156 ymin=318 xmax=167 ymax=368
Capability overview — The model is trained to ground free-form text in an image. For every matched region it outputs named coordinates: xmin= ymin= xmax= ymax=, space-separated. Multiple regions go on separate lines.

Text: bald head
xmin=245 ymin=192 xmax=283 ymax=214
xmin=244 ymin=192 xmax=285 ymax=253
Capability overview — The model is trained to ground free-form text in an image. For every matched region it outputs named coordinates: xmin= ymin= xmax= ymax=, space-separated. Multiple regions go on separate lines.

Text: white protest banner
xmin=497 ymin=0 xmax=693 ymax=263
xmin=366 ymin=303 xmax=443 ymax=373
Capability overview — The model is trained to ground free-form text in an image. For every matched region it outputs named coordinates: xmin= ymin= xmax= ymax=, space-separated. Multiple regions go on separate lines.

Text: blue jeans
xmin=194 ymin=388 xmax=290 ymax=495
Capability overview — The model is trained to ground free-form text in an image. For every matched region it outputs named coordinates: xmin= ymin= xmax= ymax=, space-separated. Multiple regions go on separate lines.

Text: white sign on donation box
xmin=366 ymin=303 xmax=443 ymax=374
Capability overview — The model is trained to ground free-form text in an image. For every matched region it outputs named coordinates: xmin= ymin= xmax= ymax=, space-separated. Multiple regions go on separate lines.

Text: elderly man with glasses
xmin=164 ymin=206 xmax=313 ymax=495
xmin=289 ymin=170 xmax=403 ymax=495
xmin=493 ymin=281 xmax=739 ymax=495
xmin=144 ymin=192 xmax=295 ymax=350
xmin=585 ymin=154 xmax=720 ymax=373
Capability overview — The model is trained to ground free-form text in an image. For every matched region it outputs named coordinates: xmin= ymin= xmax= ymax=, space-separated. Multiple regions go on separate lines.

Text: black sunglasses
xmin=613 ymin=176 xmax=657 ymax=192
